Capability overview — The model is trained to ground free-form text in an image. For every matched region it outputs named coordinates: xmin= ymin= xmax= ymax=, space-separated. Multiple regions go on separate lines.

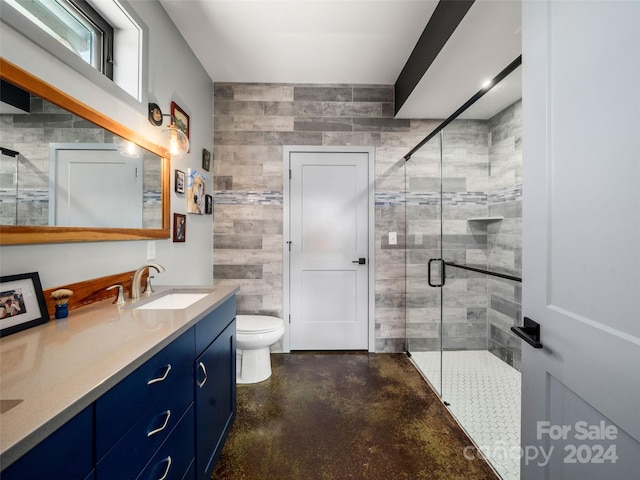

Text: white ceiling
xmin=159 ymin=0 xmax=522 ymax=119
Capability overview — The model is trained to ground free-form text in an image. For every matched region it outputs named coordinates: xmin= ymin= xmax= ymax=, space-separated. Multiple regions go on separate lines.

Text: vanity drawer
xmin=96 ymin=327 xmax=194 ymax=459
xmin=96 ymin=370 xmax=193 ymax=479
xmin=137 ymin=404 xmax=195 ymax=480
xmin=195 ymin=296 xmax=235 ymax=355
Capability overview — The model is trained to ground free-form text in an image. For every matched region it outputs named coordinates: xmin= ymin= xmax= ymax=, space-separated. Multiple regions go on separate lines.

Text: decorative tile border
xmin=213 ymin=191 xmax=284 ymax=205
xmin=488 ymin=184 xmax=522 ymax=204
xmin=211 ymin=190 xmax=506 ymax=207
xmin=0 ymin=188 xmax=163 ymax=205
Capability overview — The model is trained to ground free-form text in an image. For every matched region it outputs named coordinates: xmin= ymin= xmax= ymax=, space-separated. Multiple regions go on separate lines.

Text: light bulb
xmin=161 ymin=123 xmax=189 ymax=158
xmin=125 ymin=141 xmax=137 ymax=156
xmin=169 ymin=129 xmax=179 ymax=156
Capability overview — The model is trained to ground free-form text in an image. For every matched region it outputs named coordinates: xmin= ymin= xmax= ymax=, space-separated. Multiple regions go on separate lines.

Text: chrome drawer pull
xmin=197 ymin=361 xmax=208 ymax=388
xmin=158 ymin=456 xmax=172 ymax=480
xmin=147 ymin=410 xmax=171 ymax=437
xmin=147 ymin=364 xmax=172 ymax=385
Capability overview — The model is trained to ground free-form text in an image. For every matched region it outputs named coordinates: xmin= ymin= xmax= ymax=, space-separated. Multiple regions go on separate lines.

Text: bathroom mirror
xmin=0 ymin=58 xmax=170 ymax=245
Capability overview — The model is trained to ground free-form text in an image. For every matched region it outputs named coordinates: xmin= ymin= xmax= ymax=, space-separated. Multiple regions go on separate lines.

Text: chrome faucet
xmin=131 ymin=263 xmax=165 ymax=300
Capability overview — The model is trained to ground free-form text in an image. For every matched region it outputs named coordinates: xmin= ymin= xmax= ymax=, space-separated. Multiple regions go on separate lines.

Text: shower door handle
xmin=427 ymin=259 xmax=445 ymax=287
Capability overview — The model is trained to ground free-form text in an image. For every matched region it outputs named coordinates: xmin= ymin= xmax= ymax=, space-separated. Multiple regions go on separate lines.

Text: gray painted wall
xmin=0 ymin=1 xmax=215 ymax=288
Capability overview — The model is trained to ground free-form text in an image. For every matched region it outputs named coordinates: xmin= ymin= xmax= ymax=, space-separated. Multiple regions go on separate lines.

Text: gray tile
xmin=234 ymin=85 xmax=294 ymax=102
xmin=264 ymin=101 xmax=323 ymax=116
xmin=214 ymin=235 xmax=263 ymax=249
xmin=294 ymin=117 xmax=352 ymax=132
xmin=353 ymin=87 xmax=394 ymax=103
xmin=214 ymin=85 xmax=234 ymax=100
xmin=263 ymin=132 xmax=323 ymax=145
xmin=214 ymin=176 xmax=233 ymax=190
xmin=214 ymin=131 xmax=266 ymax=145
xmin=322 ymin=102 xmax=382 ymax=118
xmin=214 ymin=265 xmax=264 ymax=280
xmin=322 ymin=132 xmax=381 ymax=146
xmin=352 ymin=118 xmax=411 ymax=132
xmin=214 ymin=100 xmax=264 ymax=116
xmin=294 ymin=86 xmax=352 ymax=102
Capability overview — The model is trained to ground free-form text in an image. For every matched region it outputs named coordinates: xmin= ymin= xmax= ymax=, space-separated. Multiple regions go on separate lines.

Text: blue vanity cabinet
xmin=194 ymin=297 xmax=236 ymax=480
xmin=136 ymin=404 xmax=196 ymax=480
xmin=95 ymin=327 xmax=195 ymax=460
xmin=95 ymin=327 xmax=195 ymax=480
xmin=1 ymin=406 xmax=93 ymax=480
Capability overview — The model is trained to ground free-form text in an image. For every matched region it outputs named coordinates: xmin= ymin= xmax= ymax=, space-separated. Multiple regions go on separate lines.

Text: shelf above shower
xmin=466 ymin=216 xmax=504 ymax=222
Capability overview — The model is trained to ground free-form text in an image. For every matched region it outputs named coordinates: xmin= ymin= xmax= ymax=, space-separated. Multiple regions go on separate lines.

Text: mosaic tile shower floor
xmin=411 ymin=350 xmax=521 ymax=480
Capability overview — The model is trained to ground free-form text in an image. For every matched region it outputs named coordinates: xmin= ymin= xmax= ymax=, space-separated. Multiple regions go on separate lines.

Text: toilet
xmin=235 ymin=315 xmax=284 ymax=384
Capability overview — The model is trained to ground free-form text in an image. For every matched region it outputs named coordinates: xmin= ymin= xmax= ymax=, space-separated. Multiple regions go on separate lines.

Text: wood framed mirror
xmin=0 ymin=58 xmax=170 ymax=245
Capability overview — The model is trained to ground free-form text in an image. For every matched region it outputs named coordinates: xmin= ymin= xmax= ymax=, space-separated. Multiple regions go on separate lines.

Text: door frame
xmin=283 ymin=145 xmax=376 ymax=353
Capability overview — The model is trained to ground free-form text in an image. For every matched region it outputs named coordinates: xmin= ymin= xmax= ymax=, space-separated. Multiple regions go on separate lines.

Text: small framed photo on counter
xmin=0 ymin=272 xmax=49 ymax=337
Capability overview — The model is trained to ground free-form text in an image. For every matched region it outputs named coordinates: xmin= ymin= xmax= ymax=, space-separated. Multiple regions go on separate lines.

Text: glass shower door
xmin=405 ymin=132 xmax=443 ymax=395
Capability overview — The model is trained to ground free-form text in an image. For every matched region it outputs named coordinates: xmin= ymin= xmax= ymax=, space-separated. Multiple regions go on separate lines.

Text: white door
xmin=50 ymin=144 xmax=143 ymax=227
xmin=521 ymin=2 xmax=640 ymax=478
xmin=288 ymin=150 xmax=370 ymax=350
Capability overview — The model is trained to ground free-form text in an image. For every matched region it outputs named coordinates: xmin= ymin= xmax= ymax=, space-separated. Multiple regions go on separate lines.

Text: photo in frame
xmin=0 ymin=272 xmax=49 ymax=337
xmin=205 ymin=194 xmax=212 ymax=215
xmin=175 ymin=169 xmax=185 ymax=194
xmin=187 ymin=168 xmax=206 ymax=214
xmin=173 ymin=213 xmax=186 ymax=242
xmin=202 ymin=148 xmax=211 ymax=172
xmin=171 ymin=101 xmax=189 ymax=142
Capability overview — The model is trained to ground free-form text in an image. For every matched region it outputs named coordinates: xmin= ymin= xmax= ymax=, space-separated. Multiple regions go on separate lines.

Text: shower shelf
xmin=466 ymin=216 xmax=504 ymax=222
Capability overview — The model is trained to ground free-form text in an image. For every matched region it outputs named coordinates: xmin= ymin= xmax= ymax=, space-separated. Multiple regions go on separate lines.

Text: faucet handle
xmin=107 ymin=284 xmax=126 ymax=306
xmin=142 ymin=276 xmax=155 ymax=296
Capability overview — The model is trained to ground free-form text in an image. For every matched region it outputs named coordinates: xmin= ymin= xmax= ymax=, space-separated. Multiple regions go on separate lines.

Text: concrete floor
xmin=212 ymin=352 xmax=498 ymax=479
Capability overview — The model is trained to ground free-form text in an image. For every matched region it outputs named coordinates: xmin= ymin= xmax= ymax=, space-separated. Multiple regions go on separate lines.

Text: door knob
xmin=352 ymin=258 xmax=366 ymax=265
xmin=511 ymin=317 xmax=543 ymax=348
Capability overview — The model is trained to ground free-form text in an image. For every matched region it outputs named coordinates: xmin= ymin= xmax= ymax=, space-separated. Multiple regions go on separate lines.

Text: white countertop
xmin=0 ymin=284 xmax=239 ymax=470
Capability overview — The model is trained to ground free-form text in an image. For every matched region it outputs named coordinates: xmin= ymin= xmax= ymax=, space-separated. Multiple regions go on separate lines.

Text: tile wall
xmin=211 ymin=83 xmax=522 ymax=357
xmin=487 ymin=100 xmax=523 ymax=369
xmin=404 ymin=100 xmax=522 ymax=369
xmin=212 ymin=83 xmax=439 ymax=352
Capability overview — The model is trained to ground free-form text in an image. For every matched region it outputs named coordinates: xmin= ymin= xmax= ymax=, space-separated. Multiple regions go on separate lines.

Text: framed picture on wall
xmin=173 ymin=213 xmax=186 ymax=242
xmin=0 ymin=272 xmax=49 ymax=337
xmin=187 ymin=168 xmax=206 ymax=215
xmin=205 ymin=194 xmax=212 ymax=214
xmin=171 ymin=101 xmax=190 ymax=142
xmin=202 ymin=148 xmax=211 ymax=171
xmin=175 ymin=169 xmax=185 ymax=194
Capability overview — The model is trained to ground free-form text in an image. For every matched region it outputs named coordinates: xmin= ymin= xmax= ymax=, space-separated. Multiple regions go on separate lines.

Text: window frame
xmin=0 ymin=0 xmax=148 ymax=107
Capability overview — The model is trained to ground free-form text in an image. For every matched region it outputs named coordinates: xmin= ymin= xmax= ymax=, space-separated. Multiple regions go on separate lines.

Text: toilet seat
xmin=237 ymin=315 xmax=283 ymax=334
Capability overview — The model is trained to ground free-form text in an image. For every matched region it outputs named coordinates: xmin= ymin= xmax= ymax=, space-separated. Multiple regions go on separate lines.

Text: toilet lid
xmin=236 ymin=315 xmax=283 ymax=334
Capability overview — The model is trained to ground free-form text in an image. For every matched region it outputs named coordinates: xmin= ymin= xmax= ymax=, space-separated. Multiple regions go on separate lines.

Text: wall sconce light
xmin=148 ymin=103 xmax=190 ymax=158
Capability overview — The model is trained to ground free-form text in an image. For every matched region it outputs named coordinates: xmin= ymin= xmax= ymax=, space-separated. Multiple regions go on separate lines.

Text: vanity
xmin=0 ymin=285 xmax=239 ymax=480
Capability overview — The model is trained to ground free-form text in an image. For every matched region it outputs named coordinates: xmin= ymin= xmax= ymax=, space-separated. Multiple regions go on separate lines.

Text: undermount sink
xmin=135 ymin=292 xmax=208 ymax=310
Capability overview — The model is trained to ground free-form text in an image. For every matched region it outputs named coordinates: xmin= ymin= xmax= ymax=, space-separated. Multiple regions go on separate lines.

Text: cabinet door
xmin=195 ymin=319 xmax=236 ymax=480
xmin=2 ymin=406 xmax=93 ymax=480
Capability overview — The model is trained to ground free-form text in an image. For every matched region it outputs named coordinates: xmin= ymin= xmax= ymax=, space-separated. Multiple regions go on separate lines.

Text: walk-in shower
xmin=405 ymin=58 xmax=523 ymax=480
